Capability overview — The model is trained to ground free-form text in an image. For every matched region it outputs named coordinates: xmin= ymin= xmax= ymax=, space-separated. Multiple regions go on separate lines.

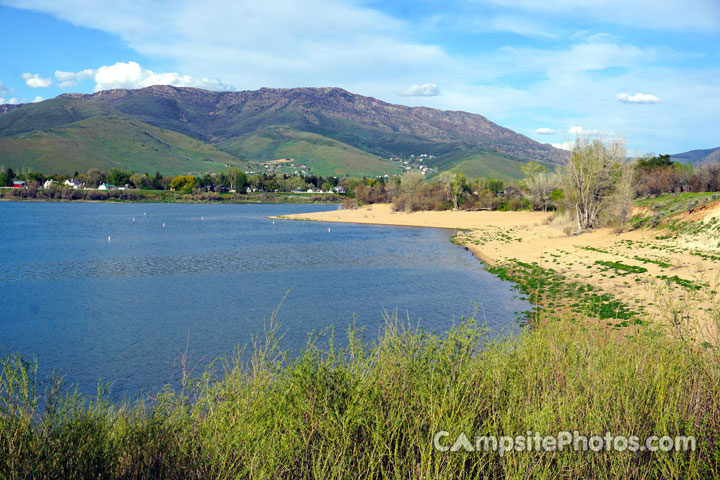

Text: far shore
xmin=0 ymin=191 xmax=343 ymax=205
xmin=278 ymin=203 xmax=720 ymax=339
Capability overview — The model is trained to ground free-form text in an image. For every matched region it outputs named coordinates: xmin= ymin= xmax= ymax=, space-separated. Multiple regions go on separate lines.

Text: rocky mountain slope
xmin=1 ymin=85 xmax=565 ymax=177
xmin=672 ymin=147 xmax=720 ymax=164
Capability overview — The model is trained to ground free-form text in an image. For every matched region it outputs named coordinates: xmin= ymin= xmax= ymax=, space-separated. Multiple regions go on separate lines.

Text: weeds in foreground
xmin=1 ymin=309 xmax=719 ymax=479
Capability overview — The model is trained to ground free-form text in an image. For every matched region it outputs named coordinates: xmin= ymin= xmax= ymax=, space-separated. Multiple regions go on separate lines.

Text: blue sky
xmin=1 ymin=0 xmax=718 ymax=154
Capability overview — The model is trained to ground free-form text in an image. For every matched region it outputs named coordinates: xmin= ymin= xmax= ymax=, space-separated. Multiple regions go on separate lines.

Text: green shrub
xmin=1 ymin=314 xmax=718 ymax=478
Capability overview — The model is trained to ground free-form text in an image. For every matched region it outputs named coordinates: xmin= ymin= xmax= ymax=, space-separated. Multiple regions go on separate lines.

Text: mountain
xmin=671 ymin=147 xmax=720 ymax=165
xmin=0 ymin=85 xmax=565 ymax=178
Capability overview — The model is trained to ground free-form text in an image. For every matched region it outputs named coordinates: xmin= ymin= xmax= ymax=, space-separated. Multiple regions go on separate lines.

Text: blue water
xmin=0 ymin=202 xmax=529 ymax=399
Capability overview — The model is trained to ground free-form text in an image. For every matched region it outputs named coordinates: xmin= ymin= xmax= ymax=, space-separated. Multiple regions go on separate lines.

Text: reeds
xmin=1 ymin=310 xmax=718 ymax=479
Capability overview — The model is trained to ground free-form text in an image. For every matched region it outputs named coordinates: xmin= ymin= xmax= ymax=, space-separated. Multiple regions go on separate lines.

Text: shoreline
xmin=274 ymin=204 xmax=554 ymax=268
xmin=0 ymin=196 xmax=343 ymax=205
xmin=278 ymin=203 xmax=720 ymax=339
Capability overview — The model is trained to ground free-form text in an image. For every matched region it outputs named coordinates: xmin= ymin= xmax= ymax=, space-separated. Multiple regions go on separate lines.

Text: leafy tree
xmin=152 ymin=171 xmax=163 ymax=190
xmin=637 ymin=154 xmax=672 ymax=169
xmin=225 ymin=168 xmax=247 ymax=192
xmin=399 ymin=171 xmax=426 ymax=212
xmin=84 ymin=168 xmax=105 ymax=187
xmin=263 ymin=174 xmax=279 ymax=192
xmin=483 ymin=178 xmax=504 ymax=195
xmin=129 ymin=173 xmax=152 ymax=189
xmin=27 ymin=172 xmax=45 ymax=183
xmin=562 ymin=136 xmax=625 ymax=232
xmin=288 ymin=176 xmax=307 ymax=191
xmin=248 ymin=175 xmax=264 ymax=191
xmin=169 ymin=175 xmax=197 ymax=192
xmin=345 ymin=178 xmax=360 ymax=196
xmin=437 ymin=171 xmax=468 ymax=210
xmin=107 ymin=168 xmax=130 ymax=186
xmin=0 ymin=167 xmax=9 ymax=187
xmin=549 ymin=188 xmax=564 ymax=204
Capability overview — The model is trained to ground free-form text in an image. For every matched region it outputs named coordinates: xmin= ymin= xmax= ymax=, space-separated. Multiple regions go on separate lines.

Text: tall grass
xmin=1 ymin=313 xmax=718 ymax=479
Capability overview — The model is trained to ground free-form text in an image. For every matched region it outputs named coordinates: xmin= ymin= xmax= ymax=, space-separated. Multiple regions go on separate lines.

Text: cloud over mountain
xmin=22 ymin=73 xmax=52 ymax=88
xmin=399 ymin=83 xmax=441 ymax=97
xmin=52 ymin=62 xmax=234 ymax=92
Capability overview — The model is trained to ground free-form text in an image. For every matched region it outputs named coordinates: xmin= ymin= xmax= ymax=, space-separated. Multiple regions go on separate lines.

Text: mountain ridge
xmin=671 ymin=147 xmax=720 ymax=164
xmin=1 ymin=85 xmax=566 ymax=177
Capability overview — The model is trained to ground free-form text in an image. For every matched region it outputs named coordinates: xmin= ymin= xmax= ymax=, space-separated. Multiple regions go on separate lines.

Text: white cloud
xmin=55 ymin=68 xmax=95 ymax=88
xmin=0 ymin=0 xmax=448 ymax=94
xmin=398 ymin=83 xmax=441 ymax=97
xmin=0 ymin=81 xmax=10 ymax=95
xmin=0 ymin=97 xmax=21 ymax=105
xmin=22 ymin=73 xmax=52 ymax=88
xmin=94 ymin=61 xmax=233 ymax=91
xmin=32 ymin=96 xmax=43 ymax=102
xmin=534 ymin=127 xmax=557 ymax=135
xmin=59 ymin=62 xmax=234 ymax=92
xmin=552 ymin=141 xmax=574 ymax=151
xmin=568 ymin=126 xmax=603 ymax=136
xmin=616 ymin=92 xmax=661 ymax=104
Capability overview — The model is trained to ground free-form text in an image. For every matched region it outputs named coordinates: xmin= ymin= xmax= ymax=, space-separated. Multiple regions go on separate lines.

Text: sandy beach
xmin=279 ymin=203 xmax=720 ymax=339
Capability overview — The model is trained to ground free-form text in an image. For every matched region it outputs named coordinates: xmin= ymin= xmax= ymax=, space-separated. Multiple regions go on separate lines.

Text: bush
xmin=0 ymin=313 xmax=717 ymax=478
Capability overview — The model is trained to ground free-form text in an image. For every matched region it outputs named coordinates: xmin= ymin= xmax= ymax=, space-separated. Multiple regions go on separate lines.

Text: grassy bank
xmin=1 ymin=311 xmax=718 ymax=479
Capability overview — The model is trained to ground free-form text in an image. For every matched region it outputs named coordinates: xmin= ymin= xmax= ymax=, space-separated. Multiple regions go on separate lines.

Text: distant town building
xmin=64 ymin=179 xmax=83 ymax=189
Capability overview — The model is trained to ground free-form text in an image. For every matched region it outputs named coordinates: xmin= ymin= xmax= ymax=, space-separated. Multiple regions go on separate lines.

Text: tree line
xmin=350 ymin=137 xmax=720 ymax=234
xmin=0 ymin=167 xmax=352 ymax=194
xmin=4 ymin=138 xmax=719 ymax=235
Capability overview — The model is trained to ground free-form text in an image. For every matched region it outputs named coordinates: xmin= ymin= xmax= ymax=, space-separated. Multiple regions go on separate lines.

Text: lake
xmin=0 ymin=202 xmax=529 ymax=400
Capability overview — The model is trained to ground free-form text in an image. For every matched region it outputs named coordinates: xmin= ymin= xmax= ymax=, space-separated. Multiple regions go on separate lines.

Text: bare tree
xmin=562 ymin=136 xmax=625 ymax=233
xmin=521 ymin=161 xmax=559 ymax=212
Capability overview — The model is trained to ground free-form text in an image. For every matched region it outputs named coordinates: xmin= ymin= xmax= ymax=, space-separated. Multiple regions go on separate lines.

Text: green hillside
xmin=0 ymin=86 xmax=566 ymax=179
xmin=218 ymin=127 xmax=402 ymax=176
xmin=0 ymin=98 xmax=112 ymax=136
xmin=442 ymin=149 xmax=539 ymax=179
xmin=0 ymin=115 xmax=239 ymax=175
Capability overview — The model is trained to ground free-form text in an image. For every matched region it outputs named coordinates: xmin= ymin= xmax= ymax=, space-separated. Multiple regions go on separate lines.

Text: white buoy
xmin=162 ymin=223 xmax=166 ymax=228
xmin=272 ymin=221 xmax=275 ymax=225
xmin=144 ymin=212 xmax=147 ymax=216
xmin=328 ymin=227 xmax=331 ymax=232
xmin=201 ymin=216 xmax=204 ymax=221
xmin=132 ymin=217 xmax=135 ymax=223
xmin=108 ymin=236 xmax=111 ymax=242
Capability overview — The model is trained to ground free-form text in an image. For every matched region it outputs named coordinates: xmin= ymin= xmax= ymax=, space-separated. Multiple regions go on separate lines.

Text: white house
xmin=64 ymin=179 xmax=83 ymax=189
xmin=98 ymin=183 xmax=116 ymax=190
xmin=43 ymin=179 xmax=56 ymax=189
